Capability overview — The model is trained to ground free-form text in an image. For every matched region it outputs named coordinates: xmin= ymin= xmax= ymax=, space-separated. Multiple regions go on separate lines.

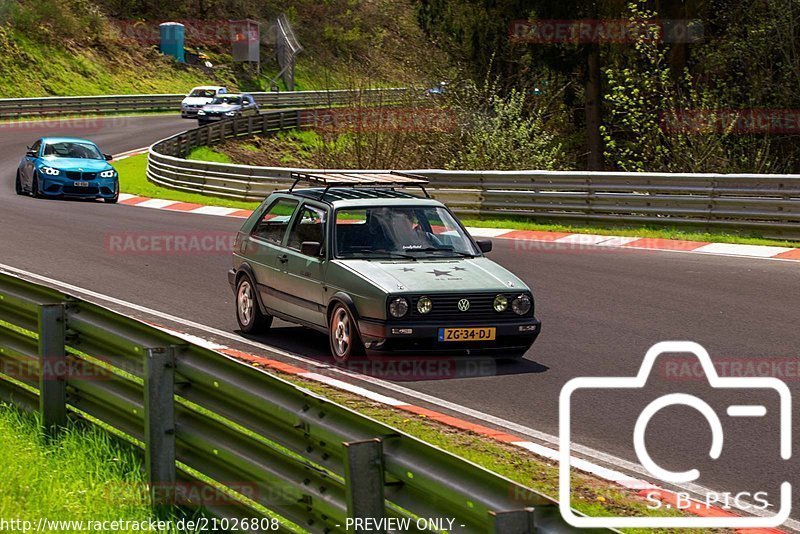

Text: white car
xmin=181 ymin=86 xmax=228 ymax=118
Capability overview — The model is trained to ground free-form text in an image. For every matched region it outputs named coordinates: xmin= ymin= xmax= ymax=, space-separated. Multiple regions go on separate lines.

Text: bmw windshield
xmin=209 ymin=96 xmax=242 ymax=105
xmin=335 ymin=206 xmax=479 ymax=259
xmin=42 ymin=141 xmax=104 ymax=160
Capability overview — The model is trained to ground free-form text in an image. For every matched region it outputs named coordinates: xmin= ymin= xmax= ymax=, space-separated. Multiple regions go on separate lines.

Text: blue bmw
xmin=15 ymin=137 xmax=119 ymax=203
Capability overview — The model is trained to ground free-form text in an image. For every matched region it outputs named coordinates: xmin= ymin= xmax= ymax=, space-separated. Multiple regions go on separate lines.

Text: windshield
xmin=189 ymin=89 xmax=217 ymax=98
xmin=42 ymin=141 xmax=103 ymax=160
xmin=209 ymin=96 xmax=241 ymax=105
xmin=335 ymin=206 xmax=478 ymax=259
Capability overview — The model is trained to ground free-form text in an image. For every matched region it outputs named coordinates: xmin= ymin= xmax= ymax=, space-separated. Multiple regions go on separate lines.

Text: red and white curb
xmin=114 ymin=191 xmax=800 ymax=263
xmin=158 ymin=324 xmax=791 ymax=533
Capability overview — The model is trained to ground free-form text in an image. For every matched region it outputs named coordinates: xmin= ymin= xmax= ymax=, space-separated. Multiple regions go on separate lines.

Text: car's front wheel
xmin=328 ymin=303 xmax=364 ymax=364
xmin=31 ymin=172 xmax=42 ymax=198
xmin=14 ymin=171 xmax=23 ymax=195
xmin=235 ymin=273 xmax=272 ymax=334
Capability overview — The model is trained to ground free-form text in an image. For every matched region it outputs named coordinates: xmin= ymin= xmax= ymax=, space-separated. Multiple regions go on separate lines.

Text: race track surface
xmin=1 ymin=115 xmax=798 ymax=521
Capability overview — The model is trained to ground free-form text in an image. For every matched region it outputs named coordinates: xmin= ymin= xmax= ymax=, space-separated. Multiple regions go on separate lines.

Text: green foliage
xmin=187 ymin=146 xmax=232 ymax=164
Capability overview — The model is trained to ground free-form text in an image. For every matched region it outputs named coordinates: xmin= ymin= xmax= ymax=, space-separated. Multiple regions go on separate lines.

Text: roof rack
xmin=289 ymin=171 xmax=430 ymax=198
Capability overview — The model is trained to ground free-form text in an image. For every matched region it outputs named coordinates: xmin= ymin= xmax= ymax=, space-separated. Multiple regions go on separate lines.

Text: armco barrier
xmin=0 ymin=88 xmax=406 ymax=119
xmin=0 ymin=270 xmax=609 ymax=534
xmin=147 ymin=110 xmax=800 ymax=239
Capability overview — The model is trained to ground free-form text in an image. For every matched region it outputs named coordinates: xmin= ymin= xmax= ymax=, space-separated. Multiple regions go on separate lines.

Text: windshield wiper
xmin=346 ymin=250 xmax=418 ymax=260
xmin=410 ymin=247 xmax=476 ymax=258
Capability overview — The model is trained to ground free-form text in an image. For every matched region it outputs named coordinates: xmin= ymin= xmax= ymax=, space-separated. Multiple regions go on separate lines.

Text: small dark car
xmin=228 ymin=172 xmax=541 ymax=364
xmin=197 ymin=93 xmax=259 ymax=125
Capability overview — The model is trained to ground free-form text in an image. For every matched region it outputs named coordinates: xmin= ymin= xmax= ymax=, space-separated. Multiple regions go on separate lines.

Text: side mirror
xmin=301 ymin=241 xmax=322 ymax=257
xmin=26 ymin=150 xmax=37 ymax=158
xmin=476 ymin=239 xmax=493 ymax=253
xmin=104 ymin=154 xmax=113 ymax=161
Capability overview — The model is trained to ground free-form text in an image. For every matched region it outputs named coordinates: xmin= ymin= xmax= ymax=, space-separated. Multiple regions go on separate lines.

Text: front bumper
xmin=40 ymin=176 xmax=118 ymax=199
xmin=358 ymin=317 xmax=541 ymax=355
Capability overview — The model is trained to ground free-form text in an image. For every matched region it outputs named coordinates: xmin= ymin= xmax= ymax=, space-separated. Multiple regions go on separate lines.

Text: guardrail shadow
xmin=238 ymin=324 xmax=549 ymax=382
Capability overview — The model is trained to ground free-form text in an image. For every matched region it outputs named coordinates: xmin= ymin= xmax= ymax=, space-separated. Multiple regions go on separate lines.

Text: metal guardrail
xmin=147 ymin=110 xmax=800 ymax=239
xmin=0 ymin=89 xmax=406 ymax=119
xmin=0 ymin=270 xmax=606 ymax=533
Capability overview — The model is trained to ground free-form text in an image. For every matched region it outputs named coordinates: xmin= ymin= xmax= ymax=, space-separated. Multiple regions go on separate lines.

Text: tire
xmin=14 ymin=170 xmax=23 ymax=195
xmin=31 ymin=172 xmax=42 ymax=198
xmin=235 ymin=273 xmax=272 ymax=334
xmin=328 ymin=302 xmax=364 ymax=364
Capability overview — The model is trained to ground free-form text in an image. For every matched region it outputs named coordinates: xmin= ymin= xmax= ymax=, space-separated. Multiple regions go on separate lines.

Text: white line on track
xmin=1 ymin=261 xmax=797 ymax=530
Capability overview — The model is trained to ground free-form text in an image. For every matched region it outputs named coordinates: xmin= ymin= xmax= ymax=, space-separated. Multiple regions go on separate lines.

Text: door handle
xmin=278 ymin=254 xmax=288 ymax=264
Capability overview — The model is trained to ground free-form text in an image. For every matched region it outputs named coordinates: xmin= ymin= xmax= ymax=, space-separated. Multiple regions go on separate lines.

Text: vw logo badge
xmin=457 ymin=299 xmax=470 ymax=312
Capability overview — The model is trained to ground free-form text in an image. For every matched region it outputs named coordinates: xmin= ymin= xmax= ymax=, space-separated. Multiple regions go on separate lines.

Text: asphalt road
xmin=1 ymin=114 xmax=798 ymax=523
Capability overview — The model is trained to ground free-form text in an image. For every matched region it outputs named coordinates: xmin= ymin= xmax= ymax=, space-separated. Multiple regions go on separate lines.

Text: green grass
xmin=187 ymin=146 xmax=232 ymax=164
xmin=112 ymin=154 xmax=260 ymax=211
xmin=458 ymin=216 xmax=799 ymax=248
xmin=0 ymin=404 xmax=155 ymax=531
xmin=0 ymin=29 xmax=218 ymax=98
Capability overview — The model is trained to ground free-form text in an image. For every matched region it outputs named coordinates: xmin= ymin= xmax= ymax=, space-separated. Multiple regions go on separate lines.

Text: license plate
xmin=438 ymin=327 xmax=496 ymax=342
xmin=74 ymin=181 xmax=89 ymax=187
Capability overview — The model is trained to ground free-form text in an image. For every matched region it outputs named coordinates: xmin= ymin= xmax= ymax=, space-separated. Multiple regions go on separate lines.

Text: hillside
xmin=0 ymin=0 xmax=446 ymax=98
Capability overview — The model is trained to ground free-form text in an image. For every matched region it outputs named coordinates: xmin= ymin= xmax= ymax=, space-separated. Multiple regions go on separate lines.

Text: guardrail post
xmin=489 ymin=508 xmax=535 ymax=533
xmin=344 ymin=439 xmax=385 ymax=533
xmin=145 ymin=346 xmax=176 ymax=513
xmin=38 ymin=303 xmax=67 ymax=436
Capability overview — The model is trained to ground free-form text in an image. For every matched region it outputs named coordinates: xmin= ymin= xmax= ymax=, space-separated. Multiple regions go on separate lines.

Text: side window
xmin=251 ymin=198 xmax=299 ymax=244
xmin=287 ymin=205 xmax=327 ymax=253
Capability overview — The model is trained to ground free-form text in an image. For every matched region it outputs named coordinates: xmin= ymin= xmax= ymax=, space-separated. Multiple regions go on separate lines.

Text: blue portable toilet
xmin=159 ymin=22 xmax=185 ymax=63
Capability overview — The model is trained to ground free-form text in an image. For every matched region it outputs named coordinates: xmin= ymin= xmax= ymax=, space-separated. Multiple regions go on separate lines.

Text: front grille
xmin=65 ymin=171 xmax=97 ymax=180
xmin=402 ymin=292 xmax=530 ymax=321
xmin=63 ymin=186 xmax=99 ymax=195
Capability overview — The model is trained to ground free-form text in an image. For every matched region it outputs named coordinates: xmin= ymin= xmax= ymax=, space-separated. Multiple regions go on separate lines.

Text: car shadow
xmin=238 ymin=324 xmax=549 ymax=382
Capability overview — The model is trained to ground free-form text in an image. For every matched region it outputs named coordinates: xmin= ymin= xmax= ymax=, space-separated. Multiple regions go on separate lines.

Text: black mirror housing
xmin=104 ymin=154 xmax=113 ymax=161
xmin=476 ymin=239 xmax=493 ymax=253
xmin=301 ymin=241 xmax=322 ymax=257
xmin=26 ymin=150 xmax=37 ymax=158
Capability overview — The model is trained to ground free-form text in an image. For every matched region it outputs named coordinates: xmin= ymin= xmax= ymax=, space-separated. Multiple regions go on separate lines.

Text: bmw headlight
xmin=225 ymin=111 xmax=237 ymax=117
xmin=512 ymin=294 xmax=532 ymax=316
xmin=41 ymin=167 xmax=60 ymax=176
xmin=417 ymin=296 xmax=432 ymax=315
xmin=389 ymin=297 xmax=409 ymax=318
xmin=197 ymin=110 xmax=206 ymax=115
xmin=100 ymin=169 xmax=116 ymax=178
xmin=493 ymin=294 xmax=508 ymax=312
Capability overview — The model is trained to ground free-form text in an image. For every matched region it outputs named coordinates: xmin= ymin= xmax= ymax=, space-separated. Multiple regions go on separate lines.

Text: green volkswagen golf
xmin=228 ymin=172 xmax=541 ymax=363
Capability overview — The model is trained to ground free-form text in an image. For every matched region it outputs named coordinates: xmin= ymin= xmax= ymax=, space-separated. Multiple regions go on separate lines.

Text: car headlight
xmin=389 ymin=297 xmax=409 ymax=318
xmin=100 ymin=169 xmax=116 ymax=178
xmin=512 ymin=294 xmax=532 ymax=316
xmin=225 ymin=111 xmax=237 ymax=116
xmin=197 ymin=110 xmax=206 ymax=115
xmin=493 ymin=294 xmax=508 ymax=312
xmin=41 ymin=167 xmax=60 ymax=176
xmin=417 ymin=296 xmax=432 ymax=315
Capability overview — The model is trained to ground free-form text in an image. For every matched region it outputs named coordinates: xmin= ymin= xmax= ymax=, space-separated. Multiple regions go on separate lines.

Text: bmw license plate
xmin=438 ymin=327 xmax=496 ymax=342
xmin=74 ymin=181 xmax=89 ymax=187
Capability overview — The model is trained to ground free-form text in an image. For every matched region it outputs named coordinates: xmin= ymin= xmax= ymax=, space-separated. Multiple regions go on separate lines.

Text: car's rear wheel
xmin=328 ymin=303 xmax=364 ymax=364
xmin=14 ymin=171 xmax=23 ymax=195
xmin=235 ymin=273 xmax=272 ymax=334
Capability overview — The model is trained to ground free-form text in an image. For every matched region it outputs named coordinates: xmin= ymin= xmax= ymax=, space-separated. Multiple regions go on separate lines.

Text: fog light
xmin=391 ymin=328 xmax=413 ymax=335
xmin=417 ymin=296 xmax=432 ymax=314
xmin=493 ymin=294 xmax=508 ymax=312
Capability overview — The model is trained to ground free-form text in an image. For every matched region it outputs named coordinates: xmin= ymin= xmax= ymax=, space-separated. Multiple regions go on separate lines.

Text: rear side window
xmin=251 ymin=198 xmax=299 ymax=244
